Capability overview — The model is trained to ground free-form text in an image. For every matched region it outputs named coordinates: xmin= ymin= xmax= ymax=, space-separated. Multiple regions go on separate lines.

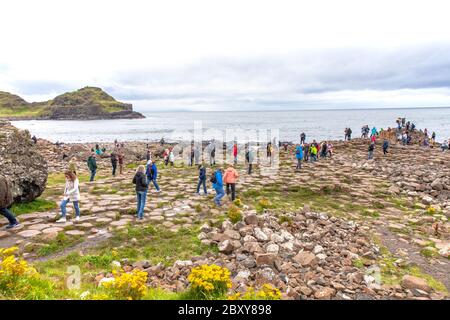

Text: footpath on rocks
xmin=0 ymin=136 xmax=449 ymax=300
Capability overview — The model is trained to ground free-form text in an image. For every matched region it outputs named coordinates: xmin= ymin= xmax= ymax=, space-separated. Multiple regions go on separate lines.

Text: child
xmin=57 ymin=171 xmax=80 ymax=222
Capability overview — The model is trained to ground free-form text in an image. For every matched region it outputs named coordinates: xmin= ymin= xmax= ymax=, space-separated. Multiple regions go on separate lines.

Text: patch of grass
xmin=37 ymin=233 xmax=84 ymax=257
xmin=11 ymin=198 xmax=57 ymax=216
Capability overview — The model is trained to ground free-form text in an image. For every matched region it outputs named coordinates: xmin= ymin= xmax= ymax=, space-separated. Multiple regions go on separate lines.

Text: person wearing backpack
xmin=0 ymin=175 xmax=19 ymax=229
xmin=295 ymin=144 xmax=303 ymax=171
xmin=211 ymin=168 xmax=224 ymax=206
xmin=223 ymin=164 xmax=239 ymax=201
xmin=87 ymin=152 xmax=97 ymax=182
xmin=132 ymin=165 xmax=149 ymax=220
xmin=196 ymin=164 xmax=207 ymax=195
xmin=146 ymin=160 xmax=161 ymax=193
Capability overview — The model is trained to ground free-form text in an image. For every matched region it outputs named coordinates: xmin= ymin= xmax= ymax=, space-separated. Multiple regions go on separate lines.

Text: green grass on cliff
xmin=0 ymin=106 xmax=47 ymax=118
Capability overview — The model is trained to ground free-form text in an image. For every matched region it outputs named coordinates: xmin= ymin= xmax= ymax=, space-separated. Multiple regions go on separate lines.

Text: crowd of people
xmin=1 ymin=117 xmax=448 ymax=227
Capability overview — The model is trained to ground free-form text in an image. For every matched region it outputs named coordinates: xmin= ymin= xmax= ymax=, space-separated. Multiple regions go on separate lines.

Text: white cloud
xmin=1 ymin=0 xmax=450 ymax=110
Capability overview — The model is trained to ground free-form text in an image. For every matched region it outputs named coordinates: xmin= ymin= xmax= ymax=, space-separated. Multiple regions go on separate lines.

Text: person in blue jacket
xmin=382 ymin=139 xmax=389 ymax=155
xmin=212 ymin=168 xmax=225 ymax=206
xmin=146 ymin=160 xmax=161 ymax=193
xmin=371 ymin=127 xmax=378 ymax=137
xmin=196 ymin=164 xmax=207 ymax=195
xmin=295 ymin=144 xmax=303 ymax=171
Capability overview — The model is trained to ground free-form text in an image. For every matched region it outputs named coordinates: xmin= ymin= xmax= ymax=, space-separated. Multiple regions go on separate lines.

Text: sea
xmin=11 ymin=107 xmax=450 ymax=144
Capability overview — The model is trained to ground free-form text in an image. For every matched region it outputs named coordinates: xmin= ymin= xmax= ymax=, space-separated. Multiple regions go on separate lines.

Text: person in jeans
xmin=0 ymin=175 xmax=19 ymax=229
xmin=87 ymin=152 xmax=97 ymax=182
xmin=146 ymin=160 xmax=161 ymax=193
xmin=57 ymin=171 xmax=81 ymax=223
xmin=196 ymin=164 xmax=207 ymax=195
xmin=295 ymin=144 xmax=303 ymax=171
xmin=223 ymin=164 xmax=239 ymax=201
xmin=212 ymin=168 xmax=225 ymax=206
xmin=132 ymin=165 xmax=148 ymax=220
xmin=368 ymin=142 xmax=375 ymax=160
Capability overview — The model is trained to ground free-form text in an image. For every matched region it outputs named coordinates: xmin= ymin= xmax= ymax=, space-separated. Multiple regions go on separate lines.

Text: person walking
xmin=347 ymin=128 xmax=352 ymax=140
xmin=169 ymin=148 xmax=175 ymax=166
xmin=246 ymin=146 xmax=255 ymax=174
xmin=211 ymin=168 xmax=225 ymax=206
xmin=146 ymin=150 xmax=151 ymax=162
xmin=223 ymin=164 xmax=239 ymax=201
xmin=111 ymin=152 xmax=118 ymax=176
xmin=382 ymin=139 xmax=389 ymax=155
xmin=0 ymin=175 xmax=19 ymax=229
xmin=57 ymin=171 xmax=81 ymax=223
xmin=132 ymin=165 xmax=148 ymax=220
xmin=146 ymin=160 xmax=161 ymax=193
xmin=210 ymin=146 xmax=216 ymax=166
xmin=295 ymin=144 xmax=303 ymax=170
xmin=309 ymin=144 xmax=318 ymax=162
xmin=368 ymin=142 xmax=375 ymax=160
xmin=87 ymin=152 xmax=97 ymax=182
xmin=118 ymin=151 xmax=124 ymax=175
xmin=195 ymin=164 xmax=207 ymax=195
xmin=233 ymin=143 xmax=238 ymax=165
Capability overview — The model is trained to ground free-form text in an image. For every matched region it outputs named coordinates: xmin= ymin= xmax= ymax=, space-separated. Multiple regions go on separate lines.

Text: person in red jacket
xmin=233 ymin=143 xmax=238 ymax=165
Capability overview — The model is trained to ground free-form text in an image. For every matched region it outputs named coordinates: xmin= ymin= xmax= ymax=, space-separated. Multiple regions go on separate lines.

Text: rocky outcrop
xmin=0 ymin=87 xmax=145 ymax=120
xmin=0 ymin=121 xmax=48 ymax=202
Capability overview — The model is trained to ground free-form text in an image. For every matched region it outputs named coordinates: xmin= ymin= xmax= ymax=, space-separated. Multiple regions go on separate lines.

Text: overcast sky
xmin=1 ymin=0 xmax=450 ymax=111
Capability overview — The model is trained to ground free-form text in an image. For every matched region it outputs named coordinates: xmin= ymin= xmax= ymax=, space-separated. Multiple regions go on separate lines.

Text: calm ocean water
xmin=11 ymin=108 xmax=450 ymax=143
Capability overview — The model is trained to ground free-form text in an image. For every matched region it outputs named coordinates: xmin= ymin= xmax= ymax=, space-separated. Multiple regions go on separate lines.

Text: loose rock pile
xmin=95 ymin=209 xmax=444 ymax=300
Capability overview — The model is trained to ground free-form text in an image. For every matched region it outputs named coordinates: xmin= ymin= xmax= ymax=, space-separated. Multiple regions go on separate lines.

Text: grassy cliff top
xmin=0 ymin=91 xmax=30 ymax=108
xmin=0 ymin=86 xmax=141 ymax=118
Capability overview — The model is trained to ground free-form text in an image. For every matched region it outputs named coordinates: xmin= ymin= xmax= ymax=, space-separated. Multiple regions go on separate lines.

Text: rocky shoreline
xmin=0 ymin=122 xmax=449 ymax=300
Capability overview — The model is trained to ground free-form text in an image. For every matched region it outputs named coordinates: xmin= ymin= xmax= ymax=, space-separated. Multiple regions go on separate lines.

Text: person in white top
xmin=57 ymin=170 xmax=81 ymax=223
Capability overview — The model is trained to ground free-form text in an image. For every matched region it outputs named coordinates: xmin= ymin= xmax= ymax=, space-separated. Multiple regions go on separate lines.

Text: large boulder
xmin=0 ymin=121 xmax=48 ymax=202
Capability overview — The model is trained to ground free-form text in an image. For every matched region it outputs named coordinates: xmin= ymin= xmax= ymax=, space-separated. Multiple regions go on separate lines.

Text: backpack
xmin=0 ymin=176 xmax=14 ymax=208
xmin=210 ymin=172 xmax=217 ymax=184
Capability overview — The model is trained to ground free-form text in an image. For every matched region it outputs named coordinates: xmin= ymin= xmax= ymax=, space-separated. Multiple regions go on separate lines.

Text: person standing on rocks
xmin=57 ymin=171 xmax=81 ymax=223
xmin=0 ymin=175 xmax=19 ymax=229
xmin=368 ymin=142 xmax=375 ymax=160
xmin=195 ymin=164 xmax=208 ymax=195
xmin=87 ymin=152 xmax=97 ymax=182
xmin=110 ymin=152 xmax=118 ymax=176
xmin=211 ymin=168 xmax=225 ymax=206
xmin=233 ymin=142 xmax=238 ymax=165
xmin=246 ymin=146 xmax=255 ymax=175
xmin=223 ymin=164 xmax=239 ymax=201
xmin=169 ymin=148 xmax=175 ymax=166
xmin=382 ymin=139 xmax=389 ymax=155
xmin=347 ymin=128 xmax=352 ymax=140
xmin=118 ymin=150 xmax=125 ymax=175
xmin=132 ymin=165 xmax=148 ymax=220
xmin=295 ymin=144 xmax=303 ymax=171
xmin=146 ymin=149 xmax=151 ymax=162
xmin=210 ymin=145 xmax=216 ymax=167
xmin=309 ymin=144 xmax=318 ymax=162
xmin=146 ymin=160 xmax=161 ymax=193
xmin=300 ymin=132 xmax=306 ymax=144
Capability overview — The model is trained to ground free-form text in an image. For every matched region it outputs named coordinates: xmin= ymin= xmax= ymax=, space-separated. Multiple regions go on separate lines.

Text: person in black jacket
xmin=132 ymin=165 xmax=148 ymax=220
xmin=111 ymin=152 xmax=118 ymax=176
xmin=195 ymin=164 xmax=207 ymax=195
xmin=368 ymin=142 xmax=375 ymax=160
